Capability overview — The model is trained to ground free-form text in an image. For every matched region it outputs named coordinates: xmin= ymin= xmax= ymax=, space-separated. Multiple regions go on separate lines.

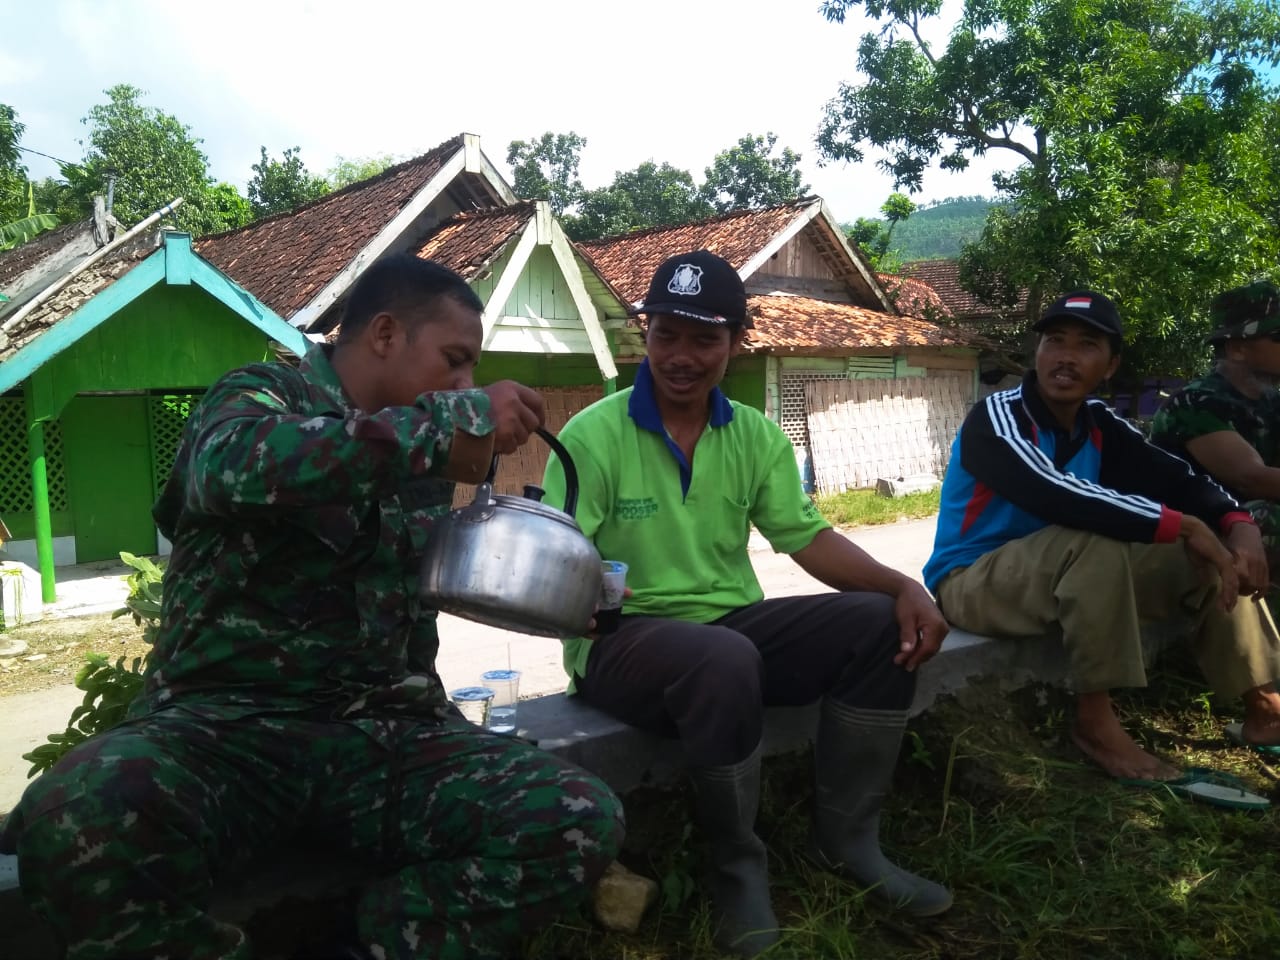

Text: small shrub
xmin=23 ymin=552 xmax=163 ymax=777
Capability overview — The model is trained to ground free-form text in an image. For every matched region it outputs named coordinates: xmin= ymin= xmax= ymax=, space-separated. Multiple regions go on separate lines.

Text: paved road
xmin=0 ymin=517 xmax=938 ymax=814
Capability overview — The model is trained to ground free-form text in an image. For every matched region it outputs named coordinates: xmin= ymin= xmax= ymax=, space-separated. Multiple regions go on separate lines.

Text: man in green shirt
xmin=544 ymin=250 xmax=952 ymax=957
xmin=3 ymin=255 xmax=624 ymax=960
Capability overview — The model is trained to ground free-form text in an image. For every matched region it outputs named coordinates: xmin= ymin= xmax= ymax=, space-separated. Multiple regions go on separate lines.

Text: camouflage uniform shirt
xmin=1150 ymin=370 xmax=1280 ymax=501
xmin=132 ymin=344 xmax=493 ymax=724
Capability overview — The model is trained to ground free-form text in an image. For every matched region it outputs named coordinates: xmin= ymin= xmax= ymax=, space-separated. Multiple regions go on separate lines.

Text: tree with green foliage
xmin=326 ymin=154 xmax=401 ymax=190
xmin=66 ymin=84 xmax=235 ymax=235
xmin=204 ymin=182 xmax=253 ymax=232
xmin=510 ymin=130 xmax=812 ymax=240
xmin=845 ymin=192 xmax=916 ymax=269
xmin=566 ymin=161 xmax=713 ymax=241
xmin=247 ymin=146 xmax=330 ymax=219
xmin=1 ymin=104 xmax=28 ymax=222
xmin=0 ymin=104 xmax=59 ymax=249
xmin=817 ymin=0 xmax=1280 ymax=381
xmin=700 ymin=132 xmax=809 ymax=213
xmin=507 ymin=132 xmax=588 ymax=216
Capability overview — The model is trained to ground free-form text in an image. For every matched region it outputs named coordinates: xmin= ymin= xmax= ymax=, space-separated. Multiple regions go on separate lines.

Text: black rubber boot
xmin=690 ymin=744 xmax=781 ymax=957
xmin=809 ymin=699 xmax=953 ymax=916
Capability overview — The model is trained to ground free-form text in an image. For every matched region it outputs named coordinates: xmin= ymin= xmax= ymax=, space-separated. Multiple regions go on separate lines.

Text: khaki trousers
xmin=936 ymin=526 xmax=1280 ymax=698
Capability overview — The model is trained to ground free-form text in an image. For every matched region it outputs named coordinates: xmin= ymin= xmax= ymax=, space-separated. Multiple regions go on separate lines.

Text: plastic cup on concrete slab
xmin=596 ymin=561 xmax=628 ymax=635
xmin=449 ymin=686 xmax=494 ymax=726
xmin=479 ymin=669 xmax=521 ymax=734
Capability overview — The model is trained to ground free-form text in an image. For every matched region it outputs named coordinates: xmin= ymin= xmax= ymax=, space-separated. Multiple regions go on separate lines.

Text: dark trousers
xmin=576 ymin=591 xmax=915 ymax=767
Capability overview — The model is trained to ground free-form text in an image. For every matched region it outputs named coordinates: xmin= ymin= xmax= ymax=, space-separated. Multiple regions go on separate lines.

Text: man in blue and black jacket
xmin=924 ymin=290 xmax=1280 ymax=782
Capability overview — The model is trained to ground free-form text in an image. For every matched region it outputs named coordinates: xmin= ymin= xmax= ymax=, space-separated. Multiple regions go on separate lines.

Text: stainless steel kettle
xmin=418 ymin=427 xmax=603 ymax=638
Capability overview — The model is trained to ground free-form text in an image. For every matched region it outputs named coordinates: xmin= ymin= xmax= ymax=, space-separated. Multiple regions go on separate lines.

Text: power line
xmin=18 ymin=145 xmax=76 ymax=167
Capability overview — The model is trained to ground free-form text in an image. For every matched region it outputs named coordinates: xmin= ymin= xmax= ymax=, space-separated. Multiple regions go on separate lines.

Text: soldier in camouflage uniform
xmin=1151 ymin=281 xmax=1280 ymax=579
xmin=0 ymin=255 xmax=625 ymax=960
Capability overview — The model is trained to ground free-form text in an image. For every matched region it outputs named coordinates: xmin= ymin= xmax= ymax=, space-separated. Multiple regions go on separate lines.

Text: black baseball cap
xmin=1032 ymin=290 xmax=1124 ymax=339
xmin=630 ymin=249 xmax=752 ymax=329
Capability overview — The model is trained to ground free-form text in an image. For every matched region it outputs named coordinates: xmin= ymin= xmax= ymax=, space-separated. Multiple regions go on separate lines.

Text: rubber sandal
xmin=1224 ymin=722 xmax=1280 ymax=757
xmin=1116 ymin=766 xmax=1271 ymax=811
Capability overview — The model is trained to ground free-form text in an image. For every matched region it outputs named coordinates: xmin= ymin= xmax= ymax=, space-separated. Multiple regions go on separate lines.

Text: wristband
xmin=1219 ymin=511 xmax=1257 ymax=535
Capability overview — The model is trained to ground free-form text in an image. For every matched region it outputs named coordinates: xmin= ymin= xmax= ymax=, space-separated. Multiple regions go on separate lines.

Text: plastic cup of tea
xmin=479 ymin=669 xmax=522 ymax=734
xmin=596 ymin=561 xmax=628 ymax=635
xmin=449 ymin=686 xmax=494 ymax=726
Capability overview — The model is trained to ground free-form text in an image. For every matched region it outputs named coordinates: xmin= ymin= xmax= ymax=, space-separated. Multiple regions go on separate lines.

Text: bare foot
xmin=1241 ymin=685 xmax=1280 ymax=745
xmin=1070 ymin=725 xmax=1180 ymax=780
xmin=1071 ymin=691 xmax=1181 ymax=781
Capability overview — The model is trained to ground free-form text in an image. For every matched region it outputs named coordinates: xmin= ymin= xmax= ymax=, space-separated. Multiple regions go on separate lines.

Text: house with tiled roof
xmin=202 ymin=134 xmax=631 ymax=497
xmin=578 ymin=198 xmax=982 ymax=492
xmin=897 ymin=259 xmax=1027 ymax=324
xmin=323 ymin=200 xmax=632 ymax=497
xmin=0 ymin=203 xmax=305 ymax=602
xmin=198 ymin=133 xmax=516 ymax=331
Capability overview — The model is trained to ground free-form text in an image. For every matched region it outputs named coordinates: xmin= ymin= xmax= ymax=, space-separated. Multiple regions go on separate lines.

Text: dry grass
xmin=0 ymin=613 xmax=149 ymax=698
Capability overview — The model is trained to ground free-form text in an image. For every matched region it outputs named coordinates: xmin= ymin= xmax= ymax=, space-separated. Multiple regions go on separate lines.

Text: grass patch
xmin=816 ymin=488 xmax=940 ymax=527
xmin=525 ymin=647 xmax=1280 ymax=959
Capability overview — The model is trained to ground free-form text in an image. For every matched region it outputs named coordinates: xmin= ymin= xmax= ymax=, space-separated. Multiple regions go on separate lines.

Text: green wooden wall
xmin=5 ymin=285 xmax=281 ymax=561
xmin=475 ymin=352 xmax=605 ymax=387
xmin=28 ymin=285 xmax=273 ymax=421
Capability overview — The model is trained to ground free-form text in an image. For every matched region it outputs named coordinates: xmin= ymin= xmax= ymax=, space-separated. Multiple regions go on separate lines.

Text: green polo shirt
xmin=542 ymin=360 xmax=830 ymax=688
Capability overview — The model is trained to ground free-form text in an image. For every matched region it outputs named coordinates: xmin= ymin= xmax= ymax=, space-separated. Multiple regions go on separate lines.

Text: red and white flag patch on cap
xmin=1064 ymin=296 xmax=1092 ymax=309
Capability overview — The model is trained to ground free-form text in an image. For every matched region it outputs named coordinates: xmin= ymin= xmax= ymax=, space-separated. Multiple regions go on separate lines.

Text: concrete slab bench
xmin=0 ymin=623 xmax=1179 ymax=957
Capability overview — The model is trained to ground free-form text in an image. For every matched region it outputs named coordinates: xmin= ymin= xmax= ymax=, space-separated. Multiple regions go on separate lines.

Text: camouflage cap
xmin=1207 ymin=280 xmax=1280 ymax=343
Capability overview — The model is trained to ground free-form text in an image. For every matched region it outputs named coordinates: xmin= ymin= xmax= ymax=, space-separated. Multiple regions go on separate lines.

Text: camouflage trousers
xmin=5 ymin=708 xmax=624 ymax=960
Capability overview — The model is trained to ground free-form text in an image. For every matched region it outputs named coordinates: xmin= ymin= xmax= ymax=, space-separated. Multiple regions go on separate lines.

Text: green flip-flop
xmin=1224 ymin=722 xmax=1280 ymax=757
xmin=1117 ymin=766 xmax=1271 ymax=811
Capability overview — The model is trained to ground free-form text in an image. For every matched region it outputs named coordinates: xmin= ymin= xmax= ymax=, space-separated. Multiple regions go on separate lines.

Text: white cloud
xmin=8 ymin=0 xmax=1021 ymax=222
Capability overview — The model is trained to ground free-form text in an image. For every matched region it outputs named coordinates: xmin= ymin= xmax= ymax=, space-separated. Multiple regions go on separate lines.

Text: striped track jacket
xmin=923 ymin=371 xmax=1250 ymax=593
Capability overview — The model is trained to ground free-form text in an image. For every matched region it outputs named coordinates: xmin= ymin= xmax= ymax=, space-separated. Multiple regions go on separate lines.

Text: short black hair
xmin=336 ymin=253 xmax=483 ymax=343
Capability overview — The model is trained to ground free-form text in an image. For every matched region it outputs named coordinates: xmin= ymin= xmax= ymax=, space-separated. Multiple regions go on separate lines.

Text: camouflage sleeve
xmin=185 ymin=366 xmax=493 ymax=515
xmin=1150 ymin=391 xmax=1237 ymax=447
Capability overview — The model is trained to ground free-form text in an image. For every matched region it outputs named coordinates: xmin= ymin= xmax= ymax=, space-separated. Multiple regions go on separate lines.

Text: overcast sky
xmin=3 ymin=0 xmax=1021 ymax=224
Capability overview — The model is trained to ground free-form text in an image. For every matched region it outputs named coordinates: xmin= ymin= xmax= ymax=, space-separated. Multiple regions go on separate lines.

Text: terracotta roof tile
xmin=898 ymin=259 xmax=1027 ymax=318
xmin=877 ymin=273 xmax=953 ymax=320
xmin=413 ymin=203 xmax=534 ymax=278
xmin=745 ymin=293 xmax=974 ymax=354
xmin=197 ymin=136 xmax=464 ymax=318
xmin=578 ymin=199 xmax=817 ymax=303
xmin=0 ymin=231 xmax=160 ymax=362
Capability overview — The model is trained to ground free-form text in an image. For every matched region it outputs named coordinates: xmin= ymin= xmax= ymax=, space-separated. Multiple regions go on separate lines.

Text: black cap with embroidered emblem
xmin=1032 ymin=290 xmax=1124 ymax=339
xmin=630 ymin=249 xmax=752 ymax=329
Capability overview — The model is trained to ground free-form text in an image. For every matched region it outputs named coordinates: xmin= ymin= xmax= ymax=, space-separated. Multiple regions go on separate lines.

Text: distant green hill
xmin=862 ymin=196 xmax=1000 ymax=262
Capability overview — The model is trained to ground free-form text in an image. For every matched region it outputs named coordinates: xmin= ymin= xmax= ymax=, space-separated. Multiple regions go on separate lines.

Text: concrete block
xmin=593 ymin=860 xmax=658 ymax=933
xmin=876 ymin=474 xmax=941 ymax=498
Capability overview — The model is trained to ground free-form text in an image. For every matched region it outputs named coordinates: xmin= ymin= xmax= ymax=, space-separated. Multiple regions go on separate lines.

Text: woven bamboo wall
xmin=452 ymin=386 xmax=605 ymax=506
xmin=804 ymin=373 xmax=972 ymax=493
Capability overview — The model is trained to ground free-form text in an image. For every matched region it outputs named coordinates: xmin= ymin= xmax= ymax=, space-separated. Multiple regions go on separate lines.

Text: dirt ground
xmin=0 ymin=613 xmax=150 ymax=697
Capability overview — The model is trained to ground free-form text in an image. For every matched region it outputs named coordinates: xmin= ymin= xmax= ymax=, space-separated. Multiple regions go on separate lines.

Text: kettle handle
xmin=482 ymin=426 xmax=580 ymax=517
